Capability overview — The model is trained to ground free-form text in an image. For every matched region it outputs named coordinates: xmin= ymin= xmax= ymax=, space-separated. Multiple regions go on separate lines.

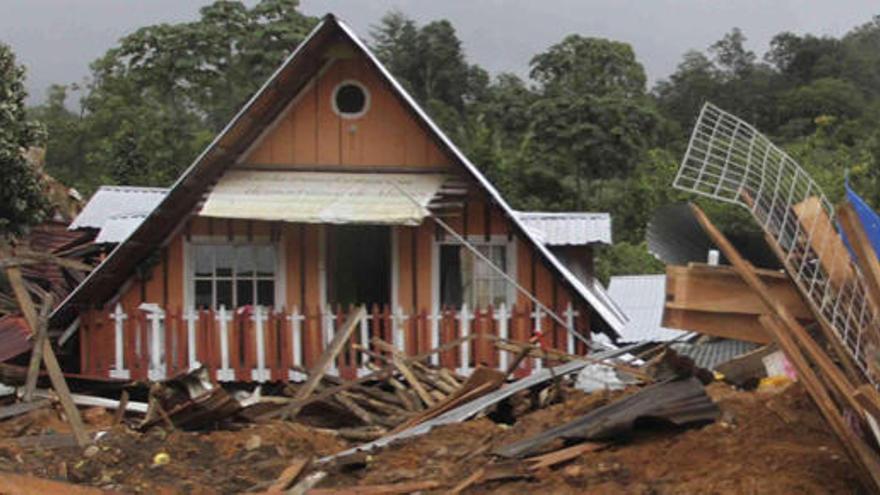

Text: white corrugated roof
xmin=94 ymin=215 xmax=149 ymax=244
xmin=69 ymin=186 xmax=168 ymax=230
xmin=608 ymin=274 xmax=686 ymax=343
xmin=516 ymin=212 xmax=612 ymax=246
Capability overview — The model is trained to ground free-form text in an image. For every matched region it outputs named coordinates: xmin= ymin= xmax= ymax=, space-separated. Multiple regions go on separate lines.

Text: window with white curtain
xmin=439 ymin=242 xmax=512 ymax=308
xmin=191 ymin=244 xmax=277 ymax=309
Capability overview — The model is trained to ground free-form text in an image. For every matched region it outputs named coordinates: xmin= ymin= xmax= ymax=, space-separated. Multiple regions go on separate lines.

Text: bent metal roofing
xmin=51 ymin=14 xmax=626 ymax=336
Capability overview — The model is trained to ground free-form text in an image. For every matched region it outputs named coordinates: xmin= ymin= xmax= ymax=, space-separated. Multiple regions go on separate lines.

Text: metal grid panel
xmin=674 ymin=102 xmax=879 ymax=386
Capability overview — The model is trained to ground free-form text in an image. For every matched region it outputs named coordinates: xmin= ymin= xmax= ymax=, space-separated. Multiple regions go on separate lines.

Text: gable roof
xmin=51 ymin=14 xmax=625 ymax=336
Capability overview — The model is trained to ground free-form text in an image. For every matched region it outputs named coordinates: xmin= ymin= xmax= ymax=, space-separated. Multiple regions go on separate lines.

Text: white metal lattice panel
xmin=674 ymin=102 xmax=879 ymax=386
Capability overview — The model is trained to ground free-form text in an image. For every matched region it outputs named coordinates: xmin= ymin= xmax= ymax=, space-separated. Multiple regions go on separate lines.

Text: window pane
xmin=216 ymin=280 xmax=233 ymax=308
xmin=236 ymin=279 xmax=254 ymax=306
xmin=255 ymin=245 xmax=275 ymax=277
xmin=215 ymin=246 xmax=234 ymax=277
xmin=492 ymin=246 xmax=507 ymax=271
xmin=493 ymin=280 xmax=507 ymax=306
xmin=257 ymin=280 xmax=275 ymax=307
xmin=195 ymin=280 xmax=213 ymax=308
xmin=236 ymin=245 xmax=255 ymax=276
xmin=194 ymin=245 xmax=213 ymax=277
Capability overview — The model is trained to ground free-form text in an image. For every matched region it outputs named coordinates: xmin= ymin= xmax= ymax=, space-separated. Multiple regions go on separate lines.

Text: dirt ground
xmin=0 ymin=381 xmax=866 ymax=494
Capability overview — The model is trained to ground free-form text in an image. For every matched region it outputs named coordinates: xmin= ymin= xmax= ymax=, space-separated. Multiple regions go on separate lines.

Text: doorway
xmin=326 ymin=225 xmax=391 ymax=308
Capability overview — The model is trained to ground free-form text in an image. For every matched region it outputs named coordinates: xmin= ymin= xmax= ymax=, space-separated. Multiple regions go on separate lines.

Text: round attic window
xmin=332 ymin=80 xmax=369 ymax=118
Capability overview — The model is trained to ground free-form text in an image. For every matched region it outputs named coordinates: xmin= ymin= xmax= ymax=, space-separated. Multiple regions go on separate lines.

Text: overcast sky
xmin=2 ymin=1 xmax=878 ymax=105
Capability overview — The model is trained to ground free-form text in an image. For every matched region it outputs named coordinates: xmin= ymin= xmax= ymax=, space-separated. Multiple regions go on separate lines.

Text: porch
xmin=79 ymin=303 xmax=590 ymax=382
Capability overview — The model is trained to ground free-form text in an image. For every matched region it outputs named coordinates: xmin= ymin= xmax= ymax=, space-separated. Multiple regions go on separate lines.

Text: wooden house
xmin=52 ymin=15 xmax=626 ymax=382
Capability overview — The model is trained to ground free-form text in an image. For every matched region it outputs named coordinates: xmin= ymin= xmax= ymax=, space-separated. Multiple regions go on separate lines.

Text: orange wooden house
xmin=51 ymin=15 xmax=626 ymax=382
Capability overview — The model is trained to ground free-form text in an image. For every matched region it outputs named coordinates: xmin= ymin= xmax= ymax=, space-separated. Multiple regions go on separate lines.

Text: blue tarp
xmin=844 ymin=182 xmax=880 ymax=260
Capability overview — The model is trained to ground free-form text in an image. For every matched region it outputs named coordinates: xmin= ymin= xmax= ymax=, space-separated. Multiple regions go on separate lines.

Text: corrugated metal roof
xmin=516 ymin=212 xmax=612 ymax=246
xmin=671 ymin=339 xmax=760 ymax=370
xmin=94 ymin=215 xmax=148 ymax=244
xmin=69 ymin=186 xmax=168 ymax=230
xmin=608 ymin=274 xmax=686 ymax=343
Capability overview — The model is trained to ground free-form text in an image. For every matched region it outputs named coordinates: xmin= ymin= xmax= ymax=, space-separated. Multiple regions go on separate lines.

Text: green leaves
xmin=31 ymin=1 xmax=317 ymax=194
xmin=0 ymin=42 xmax=47 ymax=237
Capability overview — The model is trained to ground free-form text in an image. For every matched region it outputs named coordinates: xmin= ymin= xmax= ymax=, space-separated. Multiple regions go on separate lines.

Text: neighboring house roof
xmin=608 ymin=274 xmax=686 ymax=343
xmin=671 ymin=339 xmax=759 ymax=370
xmin=516 ymin=212 xmax=612 ymax=246
xmin=51 ymin=15 xmax=626 ymax=336
xmin=69 ymin=186 xmax=168 ymax=231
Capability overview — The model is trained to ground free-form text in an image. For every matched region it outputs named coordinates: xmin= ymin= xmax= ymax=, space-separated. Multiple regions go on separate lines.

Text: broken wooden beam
xmin=280 ymin=306 xmax=366 ymax=420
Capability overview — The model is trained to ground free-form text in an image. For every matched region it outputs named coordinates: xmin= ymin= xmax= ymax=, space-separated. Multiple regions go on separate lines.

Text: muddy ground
xmin=0 ymin=381 xmax=865 ymax=494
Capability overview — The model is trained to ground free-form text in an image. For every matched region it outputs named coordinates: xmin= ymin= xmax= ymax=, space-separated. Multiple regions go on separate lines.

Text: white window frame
xmin=184 ymin=235 xmax=286 ymax=310
xmin=431 ymin=235 xmax=517 ymax=312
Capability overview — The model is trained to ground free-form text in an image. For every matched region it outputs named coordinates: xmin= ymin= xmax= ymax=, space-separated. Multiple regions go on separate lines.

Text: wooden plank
xmin=308 ymin=480 xmax=441 ymax=495
xmin=838 ymin=202 xmax=880 ymax=312
xmin=525 ymin=441 xmax=606 ymax=471
xmin=392 ymin=354 xmax=435 ymax=407
xmin=280 ymin=306 xmax=366 ymax=420
xmin=854 ymin=384 xmax=880 ymax=422
xmin=662 ymin=308 xmax=772 ymax=344
xmin=449 ymin=468 xmax=485 ymax=495
xmin=266 ymin=457 xmax=310 ymax=494
xmin=792 ymin=196 xmax=855 ymax=288
xmin=23 ymin=294 xmax=53 ymax=401
xmin=665 ymin=263 xmax=812 ymax=319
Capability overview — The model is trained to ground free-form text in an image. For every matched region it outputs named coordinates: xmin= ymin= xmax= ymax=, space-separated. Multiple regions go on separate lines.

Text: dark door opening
xmin=326 ymin=225 xmax=391 ymax=308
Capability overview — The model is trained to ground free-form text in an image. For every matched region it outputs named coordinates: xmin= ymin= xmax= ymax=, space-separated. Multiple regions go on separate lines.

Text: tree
xmin=28 ymin=85 xmax=89 ymax=191
xmin=0 ymin=42 xmax=47 ymax=237
xmin=516 ymin=35 xmax=661 ymax=210
xmin=530 ymin=35 xmax=646 ymax=98
xmin=370 ymin=11 xmax=488 ymax=132
xmin=38 ymin=0 xmax=317 ymax=192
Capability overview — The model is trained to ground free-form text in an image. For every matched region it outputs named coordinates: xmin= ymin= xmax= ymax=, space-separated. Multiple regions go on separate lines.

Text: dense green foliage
xmin=0 ymin=42 xmax=46 ymax=237
xmin=16 ymin=4 xmax=880 ymax=279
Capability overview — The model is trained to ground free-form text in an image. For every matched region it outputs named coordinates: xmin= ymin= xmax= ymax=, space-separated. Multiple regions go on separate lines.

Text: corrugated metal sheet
xmin=94 ymin=215 xmax=148 ymax=244
xmin=516 ymin=212 xmax=612 ymax=246
xmin=69 ymin=186 xmax=168 ymax=230
xmin=608 ymin=274 xmax=686 ymax=343
xmin=200 ymin=171 xmax=447 ymax=225
xmin=0 ymin=316 xmax=32 ymax=362
xmin=671 ymin=339 xmax=759 ymax=370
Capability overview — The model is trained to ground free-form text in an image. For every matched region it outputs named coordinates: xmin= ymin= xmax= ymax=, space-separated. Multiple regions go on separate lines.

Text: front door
xmin=326 ymin=225 xmax=391 ymax=308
